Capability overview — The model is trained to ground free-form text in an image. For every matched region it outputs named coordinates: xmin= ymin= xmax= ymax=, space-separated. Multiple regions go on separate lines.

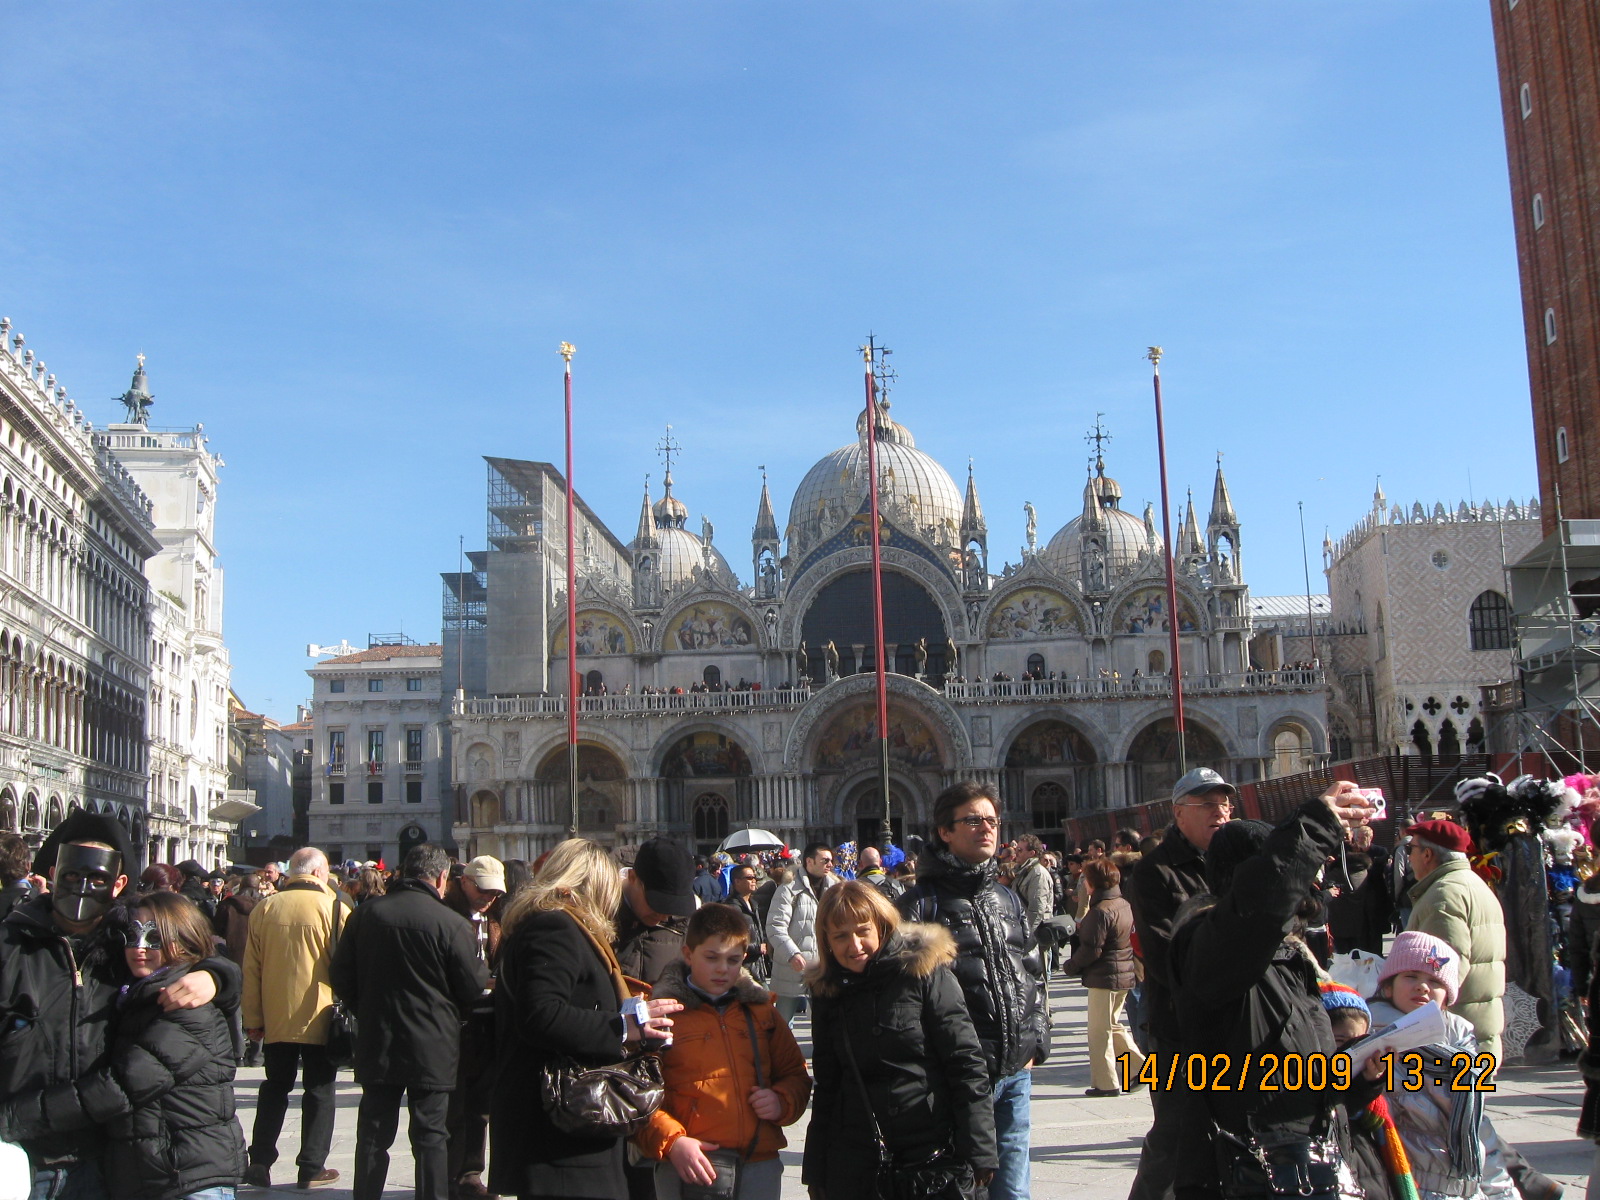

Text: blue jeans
xmin=184 ymin=1190 xmax=236 ymax=1200
xmin=28 ymin=1162 xmax=108 ymax=1200
xmin=989 ymin=1068 xmax=1031 ymax=1200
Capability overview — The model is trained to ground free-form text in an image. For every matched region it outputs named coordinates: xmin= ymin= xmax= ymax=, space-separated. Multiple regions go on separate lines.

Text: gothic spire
xmin=1209 ymin=455 xmax=1238 ymax=528
xmin=961 ymin=459 xmax=986 ymax=536
xmin=753 ymin=468 xmax=780 ymax=542
xmin=634 ymin=477 xmax=658 ymax=546
xmin=1182 ymin=489 xmax=1204 ymax=555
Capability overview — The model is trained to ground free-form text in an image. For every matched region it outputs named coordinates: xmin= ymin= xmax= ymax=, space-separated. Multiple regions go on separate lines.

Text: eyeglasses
xmin=1176 ymin=799 xmax=1234 ymax=814
xmin=954 ymin=816 xmax=1001 ymax=830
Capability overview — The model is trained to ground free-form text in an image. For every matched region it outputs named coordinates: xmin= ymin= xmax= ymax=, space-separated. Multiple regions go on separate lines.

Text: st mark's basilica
xmin=442 ymin=393 xmax=1328 ymax=861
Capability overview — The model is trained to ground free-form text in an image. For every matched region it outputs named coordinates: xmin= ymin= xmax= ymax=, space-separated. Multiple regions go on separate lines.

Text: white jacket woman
xmin=765 ymin=867 xmax=838 ymax=1012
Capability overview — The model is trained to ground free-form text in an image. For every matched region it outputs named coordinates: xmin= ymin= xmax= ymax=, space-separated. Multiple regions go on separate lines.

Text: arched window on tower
xmin=1468 ymin=590 xmax=1512 ymax=651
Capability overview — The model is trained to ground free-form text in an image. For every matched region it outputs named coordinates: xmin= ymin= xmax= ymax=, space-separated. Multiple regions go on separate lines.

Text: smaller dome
xmin=1039 ymin=459 xmax=1156 ymax=587
xmin=654 ymin=493 xmax=689 ymax=526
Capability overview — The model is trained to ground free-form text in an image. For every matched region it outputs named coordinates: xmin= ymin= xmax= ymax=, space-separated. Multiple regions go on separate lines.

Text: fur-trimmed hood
xmin=651 ymin=956 xmax=773 ymax=1009
xmin=808 ymin=921 xmax=956 ymax=998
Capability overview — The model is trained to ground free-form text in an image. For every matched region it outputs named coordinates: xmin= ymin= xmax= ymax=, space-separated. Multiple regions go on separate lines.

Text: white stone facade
xmin=0 ymin=321 xmax=161 ymax=857
xmin=1308 ymin=487 xmax=1543 ymax=759
xmin=448 ymin=401 xmax=1330 ymax=860
xmin=98 ymin=379 xmax=238 ymax=869
xmin=307 ymin=644 xmax=447 ymax=865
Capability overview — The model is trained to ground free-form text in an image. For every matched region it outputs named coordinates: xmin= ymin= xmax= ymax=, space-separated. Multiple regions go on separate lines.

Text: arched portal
xmin=1002 ymin=718 xmax=1101 ymax=827
xmin=799 ymin=569 xmax=949 ymax=681
xmin=1125 ymin=718 xmax=1227 ymax=806
xmin=692 ymin=793 xmax=730 ymax=852
xmin=536 ymin=743 xmax=628 ymax=844
xmin=1268 ymin=721 xmax=1315 ymax=778
xmin=846 ymin=777 xmax=918 ymax=849
xmin=660 ymin=730 xmax=754 ymax=839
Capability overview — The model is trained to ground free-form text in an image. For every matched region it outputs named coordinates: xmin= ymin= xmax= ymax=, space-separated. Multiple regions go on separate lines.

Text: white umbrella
xmin=719 ymin=828 xmax=785 ymax=853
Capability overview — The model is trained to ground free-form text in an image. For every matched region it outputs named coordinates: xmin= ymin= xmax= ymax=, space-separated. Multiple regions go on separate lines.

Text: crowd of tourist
xmin=4 ymin=766 xmax=1600 ymax=1200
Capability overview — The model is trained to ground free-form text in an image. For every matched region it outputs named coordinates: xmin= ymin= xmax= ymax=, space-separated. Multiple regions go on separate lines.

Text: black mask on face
xmin=52 ymin=844 xmax=121 ymax=925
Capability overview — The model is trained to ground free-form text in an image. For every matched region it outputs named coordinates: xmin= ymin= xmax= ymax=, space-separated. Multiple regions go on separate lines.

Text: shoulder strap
xmin=740 ymin=1005 xmax=765 ymax=1164
xmin=836 ymin=1013 xmax=890 ymax=1163
xmin=328 ymin=888 xmax=346 ymax=948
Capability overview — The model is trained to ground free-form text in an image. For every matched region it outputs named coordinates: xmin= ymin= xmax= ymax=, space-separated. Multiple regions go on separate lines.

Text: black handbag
xmin=537 ymin=916 xmax=666 ymax=1139
xmin=1212 ymin=1124 xmax=1345 ymax=1200
xmin=678 ymin=1007 xmax=766 ymax=1200
xmin=323 ymin=893 xmax=358 ymax=1069
xmin=838 ymin=1022 xmax=977 ymax=1200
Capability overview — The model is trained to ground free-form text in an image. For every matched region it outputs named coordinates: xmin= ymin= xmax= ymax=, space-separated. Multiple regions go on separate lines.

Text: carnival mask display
xmin=52 ymin=844 xmax=121 ymax=924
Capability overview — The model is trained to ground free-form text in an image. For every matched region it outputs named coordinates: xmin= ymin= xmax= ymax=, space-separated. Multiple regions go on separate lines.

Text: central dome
xmin=787 ymin=401 xmax=964 ymax=556
xmin=1040 ymin=460 xmax=1157 ymax=588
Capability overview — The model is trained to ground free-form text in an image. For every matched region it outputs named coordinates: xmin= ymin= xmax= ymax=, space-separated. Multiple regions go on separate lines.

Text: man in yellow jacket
xmin=242 ymin=847 xmax=349 ymax=1188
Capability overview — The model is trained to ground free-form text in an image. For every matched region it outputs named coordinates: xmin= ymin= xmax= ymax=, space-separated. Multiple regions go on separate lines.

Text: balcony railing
xmin=942 ymin=669 xmax=1325 ymax=702
xmin=452 ymin=671 xmax=1324 ymax=718
xmin=457 ymin=687 xmax=814 ymax=718
xmin=326 ymin=762 xmax=346 ymax=777
xmin=404 ymin=760 xmax=424 ymax=774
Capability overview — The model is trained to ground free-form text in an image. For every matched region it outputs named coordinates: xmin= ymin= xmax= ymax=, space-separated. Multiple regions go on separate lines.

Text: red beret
xmin=1406 ymin=819 xmax=1474 ymax=855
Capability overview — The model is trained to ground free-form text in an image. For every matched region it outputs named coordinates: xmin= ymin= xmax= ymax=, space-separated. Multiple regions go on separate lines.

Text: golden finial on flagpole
xmin=559 ymin=342 xmax=576 ymax=365
xmin=1146 ymin=345 xmax=1163 ymax=370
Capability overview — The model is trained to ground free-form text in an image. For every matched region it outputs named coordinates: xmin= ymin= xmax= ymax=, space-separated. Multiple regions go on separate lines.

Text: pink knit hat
xmin=1376 ymin=931 xmax=1460 ymax=1007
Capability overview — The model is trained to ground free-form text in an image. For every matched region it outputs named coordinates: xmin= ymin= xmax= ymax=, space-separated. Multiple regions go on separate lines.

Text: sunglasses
xmin=112 ymin=920 xmax=164 ymax=952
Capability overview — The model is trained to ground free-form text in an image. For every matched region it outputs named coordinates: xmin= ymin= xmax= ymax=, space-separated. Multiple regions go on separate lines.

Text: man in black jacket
xmin=0 ymin=812 xmax=233 ymax=1200
xmin=1126 ymin=767 xmax=1235 ymax=1200
xmin=898 ymin=780 xmax=1045 ymax=1200
xmin=332 ymin=844 xmax=489 ymax=1200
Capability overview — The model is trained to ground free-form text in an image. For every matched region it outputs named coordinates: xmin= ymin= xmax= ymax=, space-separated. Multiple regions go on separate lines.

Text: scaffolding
xmin=1505 ymin=515 xmax=1600 ymax=774
xmin=442 ymin=551 xmax=488 ymax=633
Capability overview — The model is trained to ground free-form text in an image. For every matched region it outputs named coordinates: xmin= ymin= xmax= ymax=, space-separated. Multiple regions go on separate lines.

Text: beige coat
xmin=1407 ymin=858 xmax=1507 ymax=1060
xmin=242 ymin=875 xmax=348 ymax=1044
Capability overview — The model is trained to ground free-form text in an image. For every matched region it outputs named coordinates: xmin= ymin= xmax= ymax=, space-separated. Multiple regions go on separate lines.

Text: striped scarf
xmin=1356 ymin=1095 xmax=1419 ymax=1200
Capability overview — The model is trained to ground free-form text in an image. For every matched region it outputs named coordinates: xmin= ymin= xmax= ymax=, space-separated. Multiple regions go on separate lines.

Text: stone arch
xmin=784 ymin=675 xmax=972 ymax=771
xmin=1104 ymin=579 xmax=1204 ymax=636
xmin=469 ymin=788 xmax=503 ymax=827
xmin=522 ymin=725 xmax=635 ymax=779
xmin=979 ymin=578 xmax=1091 ymax=641
xmin=549 ymin=600 xmax=644 ymax=659
xmin=991 ymin=707 xmax=1112 ymax=767
xmin=825 ymin=762 xmax=932 ymax=845
xmin=999 ymin=712 xmax=1105 ymax=817
xmin=1264 ymin=716 xmax=1321 ymax=778
xmin=658 ymin=590 xmax=769 ymax=653
xmin=0 ymin=790 xmax=14 ymax=832
xmin=1120 ymin=715 xmax=1231 ymax=807
xmin=45 ymin=796 xmax=63 ymax=829
xmin=462 ymin=741 xmax=497 ymax=784
xmin=651 ymin=720 xmax=764 ymax=778
xmin=22 ymin=793 xmax=39 ymax=831
xmin=777 ymin=547 xmax=965 ymax=649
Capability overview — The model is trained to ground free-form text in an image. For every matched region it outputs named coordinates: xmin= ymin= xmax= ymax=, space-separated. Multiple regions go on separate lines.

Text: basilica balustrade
xmin=456 ymin=685 xmax=815 ymax=718
xmin=942 ymin=668 xmax=1324 ymax=703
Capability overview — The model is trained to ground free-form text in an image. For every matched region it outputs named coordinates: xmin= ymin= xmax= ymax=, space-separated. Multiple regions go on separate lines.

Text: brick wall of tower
xmin=1491 ymin=0 xmax=1600 ymax=530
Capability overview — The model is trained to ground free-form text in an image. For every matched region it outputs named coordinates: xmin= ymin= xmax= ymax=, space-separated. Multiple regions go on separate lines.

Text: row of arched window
xmin=0 ymin=628 xmax=148 ymax=774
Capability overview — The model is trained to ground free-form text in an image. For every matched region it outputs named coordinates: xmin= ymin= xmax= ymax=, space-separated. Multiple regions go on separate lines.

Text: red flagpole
xmin=1149 ymin=346 xmax=1188 ymax=777
xmin=863 ymin=338 xmax=893 ymax=849
xmin=561 ymin=342 xmax=579 ymax=837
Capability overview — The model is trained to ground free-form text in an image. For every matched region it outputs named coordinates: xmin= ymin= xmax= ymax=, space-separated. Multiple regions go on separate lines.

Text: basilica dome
xmin=787 ymin=402 xmax=964 ymax=555
xmin=1040 ymin=462 xmax=1156 ymax=587
xmin=630 ymin=475 xmax=736 ymax=588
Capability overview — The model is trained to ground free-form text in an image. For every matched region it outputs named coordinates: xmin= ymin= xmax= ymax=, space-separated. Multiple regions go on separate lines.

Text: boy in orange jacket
xmin=636 ymin=903 xmax=812 ymax=1199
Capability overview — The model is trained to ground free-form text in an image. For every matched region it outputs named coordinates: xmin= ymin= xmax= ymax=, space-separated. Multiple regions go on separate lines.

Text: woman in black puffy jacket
xmin=0 ymin=891 xmax=245 ymax=1200
xmin=801 ymin=881 xmax=996 ymax=1200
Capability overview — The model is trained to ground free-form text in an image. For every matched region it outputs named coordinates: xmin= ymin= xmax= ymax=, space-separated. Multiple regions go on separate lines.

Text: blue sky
xmin=0 ymin=2 xmax=1532 ymax=720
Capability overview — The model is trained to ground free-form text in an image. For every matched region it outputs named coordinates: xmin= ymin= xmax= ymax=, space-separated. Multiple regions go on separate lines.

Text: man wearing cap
xmin=1126 ymin=766 xmax=1236 ymax=1200
xmin=176 ymin=858 xmax=216 ymax=918
xmin=615 ymin=837 xmax=696 ymax=986
xmin=332 ymin=844 xmax=489 ymax=1200
xmin=442 ymin=857 xmax=506 ymax=1200
xmin=0 ymin=812 xmax=234 ymax=1200
xmin=1404 ymin=818 xmax=1508 ymax=1060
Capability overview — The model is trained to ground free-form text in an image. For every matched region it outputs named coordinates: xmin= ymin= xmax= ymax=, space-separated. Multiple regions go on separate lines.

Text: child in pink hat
xmin=1369 ymin=932 xmax=1512 ymax=1200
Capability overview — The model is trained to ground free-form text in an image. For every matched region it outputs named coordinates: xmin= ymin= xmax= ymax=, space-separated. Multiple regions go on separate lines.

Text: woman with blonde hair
xmin=488 ymin=839 xmax=683 ymax=1200
xmin=801 ymin=881 xmax=995 ymax=1200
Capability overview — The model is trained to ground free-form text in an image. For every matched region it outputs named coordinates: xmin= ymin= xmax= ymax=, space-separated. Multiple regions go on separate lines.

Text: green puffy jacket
xmin=1407 ymin=858 xmax=1507 ymax=1060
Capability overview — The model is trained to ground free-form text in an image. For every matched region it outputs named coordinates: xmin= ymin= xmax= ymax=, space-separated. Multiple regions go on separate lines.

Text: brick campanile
xmin=1490 ymin=0 xmax=1600 ymax=532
